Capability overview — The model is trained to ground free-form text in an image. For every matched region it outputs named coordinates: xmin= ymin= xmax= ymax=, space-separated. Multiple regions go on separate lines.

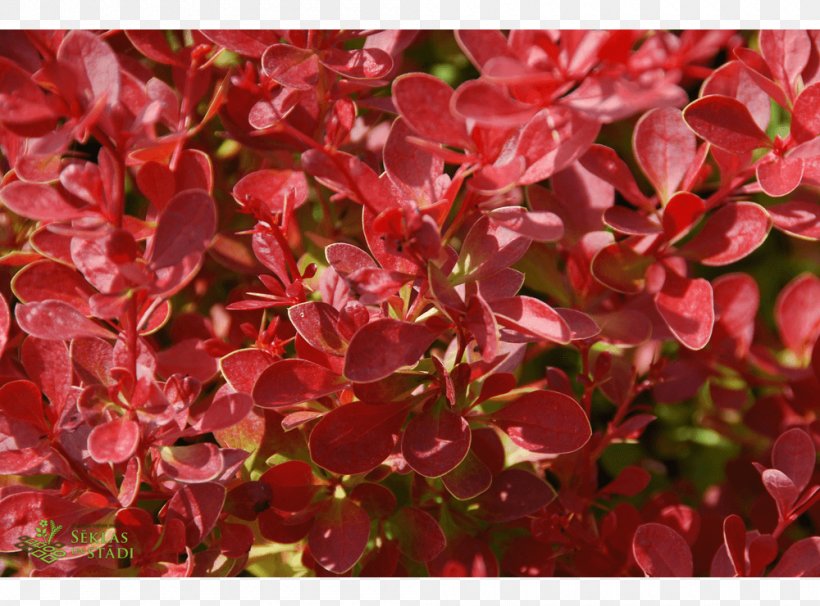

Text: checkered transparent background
xmin=1 ymin=0 xmax=818 ymax=601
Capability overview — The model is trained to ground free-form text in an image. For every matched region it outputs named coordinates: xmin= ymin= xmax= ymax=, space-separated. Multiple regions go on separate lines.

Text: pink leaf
xmin=0 ymin=181 xmax=86 ymax=221
xmin=15 ymin=300 xmax=112 ymax=341
xmin=392 ymin=73 xmax=470 ymax=148
xmin=457 ymin=215 xmax=531 ymax=282
xmin=320 ymin=47 xmax=392 ymax=80
xmin=159 ymin=443 xmax=225 ymax=483
xmin=769 ymin=200 xmax=820 ymax=240
xmin=232 ymin=169 xmax=308 ymax=214
xmin=492 ymin=390 xmax=591 ymax=454
xmin=683 ymin=95 xmax=771 ymax=153
xmin=491 ymin=296 xmax=572 ymax=344
xmin=770 ymin=537 xmax=820 ymax=577
xmin=761 ymin=469 xmax=800 ymax=519
xmin=791 ymin=82 xmax=820 ymax=143
xmin=603 ymin=206 xmax=662 ymax=236
xmin=681 ymin=202 xmax=771 ymax=266
xmin=261 ymin=44 xmax=319 ymax=90
xmin=384 ymin=118 xmax=445 ymax=205
xmin=344 ymin=319 xmax=437 ymax=383
xmin=632 ymin=523 xmax=694 ymax=577
xmin=150 ymin=189 xmax=216 ymax=270
xmin=771 ymin=428 xmax=816 ymax=494
xmin=654 ymin=269 xmax=714 ymax=351
xmin=452 ymin=80 xmax=537 ymax=127
xmin=253 ymin=359 xmax=346 ymax=408
xmin=488 ymin=207 xmax=564 ymax=242
xmin=219 ymin=348 xmax=277 ymax=394
xmin=774 ymin=273 xmax=820 ymax=358
xmin=757 ymin=155 xmax=804 ymax=197
xmin=633 ymin=107 xmax=696 ymax=201
xmin=590 ymin=241 xmax=653 ymax=294
xmin=165 ymin=482 xmax=226 ymax=547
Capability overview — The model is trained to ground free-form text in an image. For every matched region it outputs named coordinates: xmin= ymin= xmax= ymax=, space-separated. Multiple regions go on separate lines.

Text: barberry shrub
xmin=0 ymin=29 xmax=817 ymax=578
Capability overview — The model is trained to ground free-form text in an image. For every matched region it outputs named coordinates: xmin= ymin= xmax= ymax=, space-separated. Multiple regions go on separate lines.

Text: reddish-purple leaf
xmin=632 ymin=523 xmax=693 ymax=577
xmin=0 ymin=491 xmax=88 ymax=551
xmin=344 ymin=319 xmax=436 ymax=383
xmin=761 ymin=469 xmax=800 ymax=519
xmin=260 ymin=461 xmax=318 ymax=513
xmin=308 ymin=401 xmax=409 ymax=474
xmin=771 ymin=428 xmax=815 ymax=494
xmin=288 ymin=302 xmax=346 ymax=357
xmin=87 ymin=417 xmax=140 ymax=464
xmin=401 ymin=406 xmax=471 ymax=477
xmin=0 ymin=292 xmax=9 ymax=358
xmin=384 ymin=118 xmax=445 ymax=205
xmin=392 ymin=507 xmax=447 ymax=562
xmin=491 ymin=296 xmax=572 ymax=344
xmin=633 ymin=107 xmax=696 ymax=201
xmin=441 ymin=450 xmax=493 ymax=500
xmin=56 ymin=30 xmax=120 ymax=111
xmin=348 ymin=482 xmax=397 ymax=519
xmin=308 ymin=498 xmax=371 ymax=573
xmin=683 ymin=95 xmax=771 ymax=153
xmin=492 ymin=390 xmax=591 ymax=454
xmin=325 ymin=242 xmax=378 ymax=276
xmin=478 ymin=468 xmax=556 ymax=522
xmin=770 ymin=537 xmax=820 ymax=577
xmin=654 ymin=270 xmax=714 ymax=351
xmin=600 ymin=466 xmax=651 ymax=497
xmin=0 ymin=181 xmax=86 ymax=221
xmin=775 ymin=274 xmax=820 ymax=358
xmin=253 ymin=359 xmax=346 ymax=408
xmin=681 ymin=202 xmax=771 ymax=266
xmin=759 ymin=30 xmax=811 ymax=93
xmin=190 ymin=386 xmax=254 ymax=433
xmin=757 ymin=155 xmax=804 ymax=197
xmin=150 ymin=189 xmax=216 ymax=270
xmin=15 ymin=300 xmax=112 ymax=341
xmin=392 ymin=73 xmax=470 ymax=147
xmin=579 ymin=144 xmax=652 ymax=210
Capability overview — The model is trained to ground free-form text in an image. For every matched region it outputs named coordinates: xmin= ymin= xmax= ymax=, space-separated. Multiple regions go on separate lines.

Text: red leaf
xmin=761 ymin=469 xmax=800 ymax=519
xmin=401 ymin=406 xmax=471 ymax=477
xmin=774 ymin=273 xmax=820 ymax=358
xmin=253 ymin=359 xmax=346 ymax=408
xmin=0 ymin=292 xmax=9 ymax=358
xmin=555 ymin=308 xmax=601 ymax=340
xmin=308 ymin=401 xmax=409 ymax=474
xmin=344 ymin=319 xmax=436 ymax=383
xmin=722 ymin=514 xmax=747 ymax=576
xmin=492 ymin=390 xmax=591 ymax=454
xmin=757 ymin=155 xmax=804 ymax=197
xmin=232 ymin=169 xmax=308 ymax=214
xmin=634 ymin=107 xmax=696 ymax=201
xmin=579 ymin=144 xmax=652 ymax=210
xmin=392 ymin=507 xmax=447 ymax=562
xmin=683 ymin=95 xmax=771 ymax=153
xmin=600 ymin=466 xmax=651 ymax=497
xmin=0 ymin=379 xmax=47 ymax=433
xmin=632 ymin=523 xmax=694 ymax=577
xmin=0 ymin=181 xmax=86 ymax=221
xmin=87 ymin=417 xmax=140 ymax=464
xmin=15 ymin=300 xmax=112 ymax=341
xmin=150 ymin=189 xmax=216 ymax=270
xmin=0 ymin=491 xmax=88 ymax=551
xmin=590 ymin=241 xmax=653 ymax=294
xmin=492 ymin=296 xmax=571 ymax=344
xmin=654 ymin=270 xmax=714 ymax=351
xmin=392 ymin=73 xmax=470 ymax=148
xmin=603 ymin=206 xmax=662 ymax=236
xmin=159 ymin=443 xmax=225 ymax=483
xmin=681 ymin=202 xmax=771 ymax=266
xmin=219 ymin=348 xmax=277 ymax=394
xmin=165 ymin=482 xmax=226 ymax=547
xmin=770 ymin=537 xmax=820 ymax=577
xmin=288 ymin=302 xmax=346 ymax=357
xmin=662 ymin=192 xmax=705 ymax=240
xmin=478 ymin=468 xmax=556 ymax=522
xmin=325 ymin=242 xmax=378 ymax=276
xmin=308 ymin=498 xmax=370 ymax=574
xmin=260 ymin=461 xmax=318 ymax=513
xmin=56 ymin=30 xmax=120 ymax=111
xmin=771 ymin=428 xmax=816 ymax=494
xmin=384 ymin=118 xmax=445 ymax=205
xmin=759 ymin=30 xmax=811 ymax=93
xmin=348 ymin=482 xmax=397 ymax=519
